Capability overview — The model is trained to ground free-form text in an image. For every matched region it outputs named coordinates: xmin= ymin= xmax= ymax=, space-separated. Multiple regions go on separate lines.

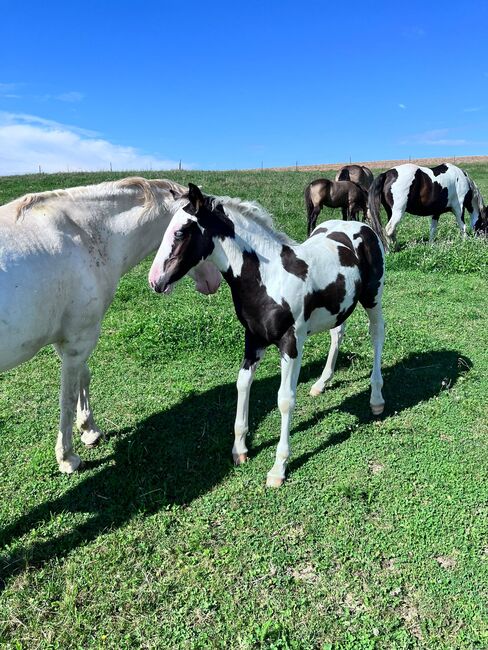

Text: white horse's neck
xmin=104 ymin=204 xmax=174 ymax=277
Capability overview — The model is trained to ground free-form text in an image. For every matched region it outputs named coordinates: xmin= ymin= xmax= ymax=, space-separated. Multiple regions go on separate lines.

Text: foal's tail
xmin=467 ymin=173 xmax=485 ymax=212
xmin=367 ymin=173 xmax=387 ymax=248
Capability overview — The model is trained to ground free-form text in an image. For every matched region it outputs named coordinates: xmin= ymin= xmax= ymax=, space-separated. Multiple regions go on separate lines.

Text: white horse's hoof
xmin=266 ymin=474 xmax=285 ymax=488
xmin=309 ymin=385 xmax=323 ymax=397
xmin=80 ymin=429 xmax=103 ymax=447
xmin=233 ymin=452 xmax=248 ymax=466
xmin=371 ymin=403 xmax=385 ymax=416
xmin=58 ymin=454 xmax=82 ymax=474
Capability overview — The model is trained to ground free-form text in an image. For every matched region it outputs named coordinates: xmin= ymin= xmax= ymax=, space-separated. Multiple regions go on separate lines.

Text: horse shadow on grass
xmin=0 ymin=349 xmax=471 ymax=590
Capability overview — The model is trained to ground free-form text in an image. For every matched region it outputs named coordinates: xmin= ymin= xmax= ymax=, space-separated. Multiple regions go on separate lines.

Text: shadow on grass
xmin=0 ymin=349 xmax=471 ymax=590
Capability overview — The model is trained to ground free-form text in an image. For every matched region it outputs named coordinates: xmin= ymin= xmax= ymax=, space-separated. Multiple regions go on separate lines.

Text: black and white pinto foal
xmin=149 ymin=184 xmax=386 ymax=487
xmin=369 ymin=162 xmax=486 ymax=246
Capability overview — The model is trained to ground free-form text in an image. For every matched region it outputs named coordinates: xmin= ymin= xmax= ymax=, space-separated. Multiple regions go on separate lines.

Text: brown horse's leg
xmin=341 ymin=206 xmax=347 ymax=220
xmin=308 ymin=206 xmax=321 ymax=236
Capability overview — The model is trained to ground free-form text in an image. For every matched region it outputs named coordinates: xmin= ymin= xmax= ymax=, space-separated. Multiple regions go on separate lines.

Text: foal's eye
xmin=174 ymin=230 xmax=184 ymax=240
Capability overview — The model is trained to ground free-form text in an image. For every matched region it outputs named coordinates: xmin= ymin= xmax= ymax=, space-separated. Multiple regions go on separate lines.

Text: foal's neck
xmin=211 ymin=221 xmax=284 ymax=277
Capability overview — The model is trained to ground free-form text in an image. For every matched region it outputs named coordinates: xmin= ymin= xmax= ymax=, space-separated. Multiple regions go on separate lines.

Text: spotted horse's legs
xmin=266 ymin=334 xmax=305 ymax=488
xmin=232 ymin=331 xmax=266 ymax=465
xmin=310 ymin=323 xmax=345 ymax=396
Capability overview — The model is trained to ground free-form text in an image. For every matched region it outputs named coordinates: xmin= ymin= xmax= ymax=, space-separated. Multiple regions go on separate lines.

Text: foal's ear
xmin=188 ymin=183 xmax=204 ymax=213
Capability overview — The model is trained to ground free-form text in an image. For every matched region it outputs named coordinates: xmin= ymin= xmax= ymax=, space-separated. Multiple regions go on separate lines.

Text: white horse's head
xmin=149 ymin=184 xmax=222 ymax=295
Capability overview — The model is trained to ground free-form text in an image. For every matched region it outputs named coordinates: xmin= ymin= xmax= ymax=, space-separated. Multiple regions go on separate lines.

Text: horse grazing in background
xmin=149 ymin=183 xmax=386 ymax=487
xmin=368 ymin=162 xmax=487 ymax=246
xmin=305 ymin=178 xmax=369 ymax=235
xmin=335 ymin=164 xmax=374 ymax=191
xmin=0 ymin=178 xmax=220 ymax=474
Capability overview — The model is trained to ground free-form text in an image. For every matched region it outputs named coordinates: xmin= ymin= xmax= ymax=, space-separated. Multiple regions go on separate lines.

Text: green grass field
xmin=1 ymin=167 xmax=488 ymax=649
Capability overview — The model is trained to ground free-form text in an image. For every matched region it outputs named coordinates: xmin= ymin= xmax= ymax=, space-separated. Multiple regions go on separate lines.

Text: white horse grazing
xmin=0 ymin=177 xmax=220 ymax=473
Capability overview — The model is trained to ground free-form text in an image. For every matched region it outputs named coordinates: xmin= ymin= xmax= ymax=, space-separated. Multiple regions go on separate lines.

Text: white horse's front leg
xmin=77 ymin=362 xmax=103 ymax=447
xmin=266 ymin=338 xmax=304 ymax=488
xmin=385 ymin=207 xmax=404 ymax=248
xmin=310 ymin=323 xmax=345 ymax=396
xmin=233 ymin=337 xmax=266 ymax=465
xmin=55 ymin=333 xmax=99 ymax=473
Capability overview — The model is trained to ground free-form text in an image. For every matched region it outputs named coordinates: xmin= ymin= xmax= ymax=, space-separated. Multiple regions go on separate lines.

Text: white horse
xmin=0 ymin=177 xmax=220 ymax=473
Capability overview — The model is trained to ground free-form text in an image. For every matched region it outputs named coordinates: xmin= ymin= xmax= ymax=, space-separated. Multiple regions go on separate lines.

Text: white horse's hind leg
xmin=54 ymin=332 xmax=99 ymax=473
xmin=366 ymin=304 xmax=385 ymax=415
xmin=310 ymin=324 xmax=345 ymax=396
xmin=232 ymin=348 xmax=266 ymax=465
xmin=77 ymin=362 xmax=103 ymax=447
xmin=266 ymin=340 xmax=304 ymax=488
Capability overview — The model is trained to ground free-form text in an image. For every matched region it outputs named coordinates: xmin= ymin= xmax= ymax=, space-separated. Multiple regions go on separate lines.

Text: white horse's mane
xmin=212 ymin=195 xmax=296 ymax=245
xmin=14 ymin=177 xmax=187 ymax=220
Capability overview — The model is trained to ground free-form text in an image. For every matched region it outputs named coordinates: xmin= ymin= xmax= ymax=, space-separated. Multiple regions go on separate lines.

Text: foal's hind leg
xmin=310 ymin=324 xmax=345 ymax=396
xmin=77 ymin=362 xmax=103 ymax=447
xmin=233 ymin=334 xmax=266 ymax=465
xmin=365 ymin=303 xmax=385 ymax=415
xmin=307 ymin=207 xmax=322 ymax=236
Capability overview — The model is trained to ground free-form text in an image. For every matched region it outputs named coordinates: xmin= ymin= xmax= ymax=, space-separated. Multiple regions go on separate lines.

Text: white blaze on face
xmin=148 ymin=206 xmax=195 ymax=287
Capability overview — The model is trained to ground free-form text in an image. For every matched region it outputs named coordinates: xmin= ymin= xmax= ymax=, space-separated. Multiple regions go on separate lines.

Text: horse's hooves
xmin=266 ymin=475 xmax=285 ymax=488
xmin=309 ymin=385 xmax=323 ymax=397
xmin=233 ymin=453 xmax=248 ymax=466
xmin=81 ymin=430 xmax=103 ymax=447
xmin=58 ymin=454 xmax=82 ymax=474
xmin=371 ymin=403 xmax=385 ymax=416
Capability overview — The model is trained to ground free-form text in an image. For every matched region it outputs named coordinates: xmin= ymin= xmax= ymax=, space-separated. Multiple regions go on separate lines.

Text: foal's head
xmin=149 ymin=183 xmax=225 ymax=295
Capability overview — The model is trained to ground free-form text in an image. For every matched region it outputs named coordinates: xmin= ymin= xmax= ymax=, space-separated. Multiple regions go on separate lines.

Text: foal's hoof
xmin=80 ymin=429 xmax=103 ymax=448
xmin=58 ymin=454 xmax=82 ymax=474
xmin=371 ymin=403 xmax=385 ymax=416
xmin=266 ymin=475 xmax=285 ymax=488
xmin=309 ymin=385 xmax=323 ymax=397
xmin=233 ymin=453 xmax=248 ymax=466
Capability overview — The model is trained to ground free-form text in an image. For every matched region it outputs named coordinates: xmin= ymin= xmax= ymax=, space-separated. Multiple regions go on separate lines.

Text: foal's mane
xmin=213 ymin=195 xmax=295 ymax=245
xmin=15 ymin=177 xmax=186 ymax=220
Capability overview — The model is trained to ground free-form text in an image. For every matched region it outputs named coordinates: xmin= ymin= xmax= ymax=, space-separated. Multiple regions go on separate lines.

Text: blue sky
xmin=1 ymin=0 xmax=487 ymax=173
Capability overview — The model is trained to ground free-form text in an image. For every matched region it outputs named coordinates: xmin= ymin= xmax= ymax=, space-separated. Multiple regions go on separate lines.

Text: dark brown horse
xmin=305 ymin=178 xmax=368 ymax=235
xmin=335 ymin=164 xmax=374 ymax=191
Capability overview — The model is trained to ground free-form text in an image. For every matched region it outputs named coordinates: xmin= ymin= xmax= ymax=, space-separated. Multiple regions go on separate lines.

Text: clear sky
xmin=1 ymin=0 xmax=487 ymax=174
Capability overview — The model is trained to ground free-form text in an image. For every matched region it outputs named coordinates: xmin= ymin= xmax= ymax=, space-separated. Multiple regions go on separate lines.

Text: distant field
xmin=1 ymin=168 xmax=488 ymax=649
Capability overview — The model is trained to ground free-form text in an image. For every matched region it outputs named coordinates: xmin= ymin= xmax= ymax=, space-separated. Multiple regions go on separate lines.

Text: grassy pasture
xmin=0 ymin=167 xmax=488 ymax=649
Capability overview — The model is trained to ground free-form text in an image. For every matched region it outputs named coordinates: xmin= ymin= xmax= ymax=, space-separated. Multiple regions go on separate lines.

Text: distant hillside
xmin=264 ymin=155 xmax=488 ymax=172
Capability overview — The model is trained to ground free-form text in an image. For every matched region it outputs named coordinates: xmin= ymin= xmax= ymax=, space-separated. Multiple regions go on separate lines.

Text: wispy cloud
xmin=463 ymin=106 xmax=483 ymax=113
xmin=398 ymin=103 xmax=406 ymax=110
xmin=399 ymin=128 xmax=470 ymax=147
xmin=0 ymin=112 xmax=191 ymax=175
xmin=402 ymin=26 xmax=425 ymax=39
xmin=55 ymin=91 xmax=84 ymax=103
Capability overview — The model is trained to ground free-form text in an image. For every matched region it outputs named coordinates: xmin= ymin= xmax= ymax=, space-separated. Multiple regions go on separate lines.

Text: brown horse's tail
xmin=304 ymin=183 xmax=314 ymax=220
xmin=367 ymin=173 xmax=387 ymax=248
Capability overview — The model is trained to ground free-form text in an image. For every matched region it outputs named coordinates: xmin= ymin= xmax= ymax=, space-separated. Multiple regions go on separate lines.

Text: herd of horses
xmin=0 ymin=161 xmax=486 ymax=487
xmin=305 ymin=162 xmax=487 ymax=245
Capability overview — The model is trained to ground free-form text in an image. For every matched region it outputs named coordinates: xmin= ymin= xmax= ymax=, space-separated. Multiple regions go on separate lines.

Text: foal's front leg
xmin=233 ymin=333 xmax=266 ymax=465
xmin=266 ymin=337 xmax=305 ymax=488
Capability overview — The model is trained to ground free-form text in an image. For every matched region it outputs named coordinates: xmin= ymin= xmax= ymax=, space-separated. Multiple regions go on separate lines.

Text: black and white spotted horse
xmin=149 ymin=184 xmax=386 ymax=487
xmin=368 ymin=162 xmax=487 ymax=247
